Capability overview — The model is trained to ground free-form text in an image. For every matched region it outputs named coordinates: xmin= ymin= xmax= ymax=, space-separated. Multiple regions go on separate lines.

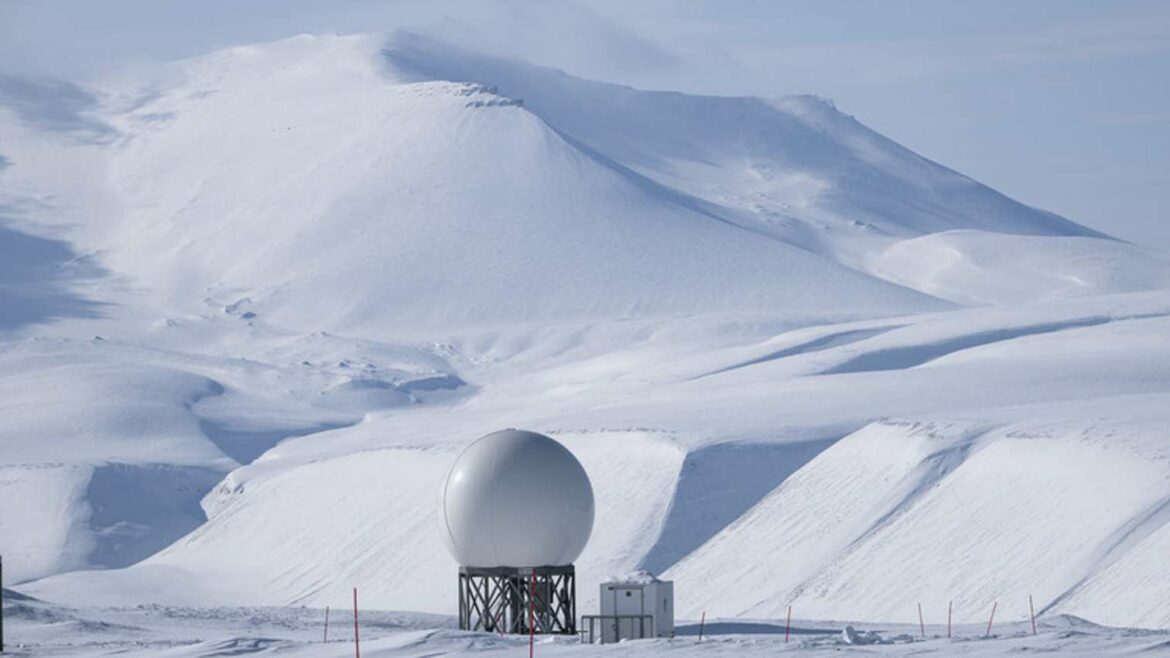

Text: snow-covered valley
xmin=2 ymin=31 xmax=1170 ymax=656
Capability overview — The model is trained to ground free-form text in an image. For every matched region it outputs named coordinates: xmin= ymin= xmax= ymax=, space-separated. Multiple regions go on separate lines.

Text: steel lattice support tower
xmin=458 ymin=566 xmax=576 ymax=635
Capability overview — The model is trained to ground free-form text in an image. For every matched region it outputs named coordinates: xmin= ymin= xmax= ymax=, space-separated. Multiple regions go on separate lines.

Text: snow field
xmin=4 ymin=592 xmax=1170 ymax=657
xmin=10 ymin=294 xmax=1170 ymax=631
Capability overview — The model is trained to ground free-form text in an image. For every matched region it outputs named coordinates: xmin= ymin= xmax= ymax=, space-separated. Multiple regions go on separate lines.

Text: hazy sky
xmin=2 ymin=0 xmax=1166 ymax=248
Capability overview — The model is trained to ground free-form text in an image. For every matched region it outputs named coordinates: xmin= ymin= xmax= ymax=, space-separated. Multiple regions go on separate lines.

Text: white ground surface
xmin=5 ymin=589 xmax=1170 ymax=657
xmin=3 ymin=31 xmax=1170 ymax=656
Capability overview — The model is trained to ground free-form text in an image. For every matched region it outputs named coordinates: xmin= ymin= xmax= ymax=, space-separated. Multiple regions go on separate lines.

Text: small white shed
xmin=596 ymin=572 xmax=674 ymax=642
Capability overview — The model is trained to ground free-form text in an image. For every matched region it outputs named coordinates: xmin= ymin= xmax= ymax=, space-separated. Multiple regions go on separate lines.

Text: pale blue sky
xmin=2 ymin=0 xmax=1166 ymax=248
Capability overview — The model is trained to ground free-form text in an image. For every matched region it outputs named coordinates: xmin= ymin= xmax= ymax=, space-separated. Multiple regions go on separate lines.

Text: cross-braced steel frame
xmin=458 ymin=565 xmax=576 ymax=635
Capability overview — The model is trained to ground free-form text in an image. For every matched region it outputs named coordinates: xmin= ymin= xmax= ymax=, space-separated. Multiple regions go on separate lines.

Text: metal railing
xmin=580 ymin=614 xmax=654 ymax=644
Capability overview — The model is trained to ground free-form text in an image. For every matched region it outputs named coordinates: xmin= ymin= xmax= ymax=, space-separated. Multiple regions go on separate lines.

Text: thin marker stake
xmin=918 ymin=603 xmax=925 ymax=638
xmin=947 ymin=601 xmax=952 ymax=638
xmin=529 ymin=568 xmax=537 ymax=658
xmin=698 ymin=611 xmax=705 ymax=642
xmin=1029 ymin=595 xmax=1037 ymax=635
xmin=323 ymin=605 xmax=330 ymax=643
xmin=353 ymin=587 xmax=361 ymax=658
xmin=785 ymin=605 xmax=792 ymax=643
xmin=985 ymin=601 xmax=997 ymax=638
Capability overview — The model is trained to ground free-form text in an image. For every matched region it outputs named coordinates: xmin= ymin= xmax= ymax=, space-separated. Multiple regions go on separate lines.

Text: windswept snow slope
xmin=81 ymin=34 xmax=946 ymax=334
xmin=383 ymin=33 xmax=1094 ymax=243
xmin=2 ymin=31 xmax=1170 ymax=637
xmin=380 ymin=32 xmax=1170 ymax=301
xmin=868 ymin=230 xmax=1170 ymax=305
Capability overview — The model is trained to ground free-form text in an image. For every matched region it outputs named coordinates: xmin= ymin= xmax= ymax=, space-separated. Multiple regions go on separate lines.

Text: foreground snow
xmin=4 ymin=591 xmax=1169 ymax=657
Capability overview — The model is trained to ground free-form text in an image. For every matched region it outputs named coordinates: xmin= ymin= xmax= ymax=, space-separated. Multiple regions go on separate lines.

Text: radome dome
xmin=440 ymin=429 xmax=595 ymax=568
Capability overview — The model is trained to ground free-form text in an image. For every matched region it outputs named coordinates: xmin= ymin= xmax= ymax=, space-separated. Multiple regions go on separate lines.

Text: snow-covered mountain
xmin=2 ymin=31 xmax=1170 ymax=635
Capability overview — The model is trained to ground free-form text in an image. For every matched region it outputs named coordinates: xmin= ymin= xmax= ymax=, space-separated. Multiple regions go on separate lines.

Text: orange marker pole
xmin=1029 ymin=595 xmax=1037 ymax=635
xmin=947 ymin=601 xmax=952 ymax=638
xmin=323 ymin=605 xmax=330 ymax=643
xmin=529 ymin=568 xmax=537 ymax=658
xmin=785 ymin=605 xmax=792 ymax=643
xmin=985 ymin=601 xmax=997 ymax=638
xmin=353 ymin=587 xmax=361 ymax=658
xmin=698 ymin=611 xmax=705 ymax=642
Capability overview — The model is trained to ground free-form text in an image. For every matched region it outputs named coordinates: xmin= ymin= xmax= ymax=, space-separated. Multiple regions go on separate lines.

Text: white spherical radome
xmin=440 ymin=429 xmax=595 ymax=568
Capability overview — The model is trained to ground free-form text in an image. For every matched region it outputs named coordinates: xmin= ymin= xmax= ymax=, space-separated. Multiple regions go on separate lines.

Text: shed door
xmin=613 ymin=586 xmax=644 ymax=616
